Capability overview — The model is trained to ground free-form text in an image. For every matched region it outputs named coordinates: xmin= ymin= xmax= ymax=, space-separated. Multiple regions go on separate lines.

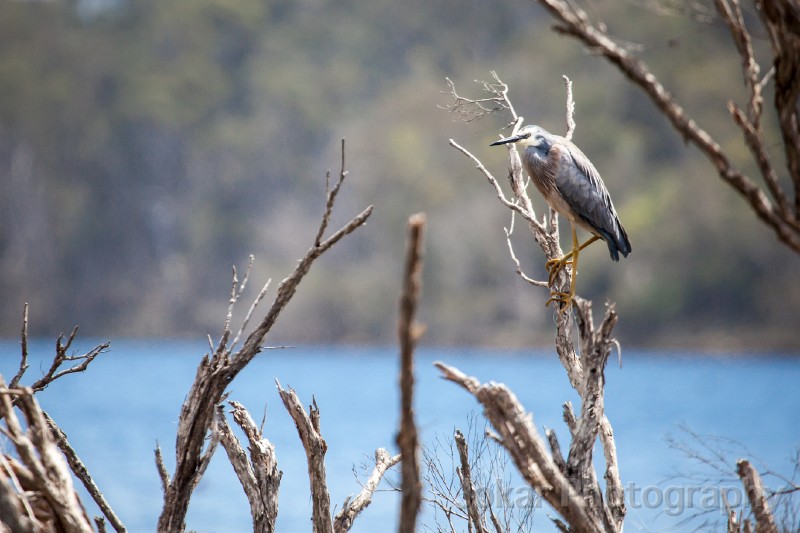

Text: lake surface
xmin=1 ymin=340 xmax=798 ymax=532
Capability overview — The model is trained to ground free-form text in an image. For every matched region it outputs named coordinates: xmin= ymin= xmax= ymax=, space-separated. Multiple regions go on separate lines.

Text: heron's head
xmin=489 ymin=125 xmax=552 ymax=152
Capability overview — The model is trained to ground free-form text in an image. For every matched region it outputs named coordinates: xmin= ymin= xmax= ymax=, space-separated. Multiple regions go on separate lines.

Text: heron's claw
xmin=546 ymin=290 xmax=574 ymax=312
xmin=546 ymin=255 xmax=574 ymax=285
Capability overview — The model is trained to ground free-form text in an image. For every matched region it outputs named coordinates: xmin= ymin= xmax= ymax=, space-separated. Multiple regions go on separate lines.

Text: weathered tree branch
xmin=9 ymin=304 xmax=29 ymax=389
xmin=215 ymin=401 xmax=281 ymax=533
xmin=157 ymin=140 xmax=372 ymax=532
xmin=397 ymin=213 xmax=425 ymax=533
xmin=736 ymin=459 xmax=778 ymax=533
xmin=43 ymin=412 xmax=127 ymax=533
xmin=434 ymin=362 xmax=606 ymax=532
xmin=454 ymin=429 xmax=487 ymax=533
xmin=333 ymin=449 xmax=400 ymax=533
xmin=277 ymin=384 xmax=333 ymax=533
xmin=8 ymin=323 xmax=110 ymax=401
xmin=0 ymin=382 xmax=92 ymax=533
xmin=3 ymin=316 xmax=120 ymax=532
xmin=532 ymin=0 xmax=800 ymax=252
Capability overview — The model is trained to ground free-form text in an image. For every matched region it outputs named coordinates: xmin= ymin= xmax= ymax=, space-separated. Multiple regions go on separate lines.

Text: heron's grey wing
xmin=553 ymin=143 xmax=631 ymax=259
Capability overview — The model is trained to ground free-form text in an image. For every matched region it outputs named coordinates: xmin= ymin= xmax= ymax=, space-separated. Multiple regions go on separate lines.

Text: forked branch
xmin=533 ymin=0 xmax=800 ymax=252
xmin=156 ymin=140 xmax=372 ymax=532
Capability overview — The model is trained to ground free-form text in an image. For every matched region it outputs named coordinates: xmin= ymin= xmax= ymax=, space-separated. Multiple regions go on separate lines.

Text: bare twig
xmin=10 ymin=304 xmax=29 ymax=389
xmin=440 ymin=72 xmax=515 ymax=123
xmin=454 ymin=429 xmax=487 ymax=533
xmin=155 ymin=445 xmax=169 ymax=494
xmin=315 ymin=140 xmax=349 ymax=247
xmin=230 ymin=277 xmax=271 ymax=352
xmin=504 ymin=223 xmax=549 ymax=288
xmin=397 ymin=213 xmax=426 ymax=533
xmin=334 ymin=449 xmax=400 ymax=533
xmin=8 ymin=331 xmax=110 ymax=404
xmin=43 ymin=412 xmax=126 ymax=532
xmin=546 ymin=428 xmax=568 ymax=474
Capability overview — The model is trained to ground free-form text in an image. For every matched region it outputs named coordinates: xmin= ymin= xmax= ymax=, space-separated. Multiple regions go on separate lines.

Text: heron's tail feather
xmin=600 ymin=225 xmax=631 ymax=262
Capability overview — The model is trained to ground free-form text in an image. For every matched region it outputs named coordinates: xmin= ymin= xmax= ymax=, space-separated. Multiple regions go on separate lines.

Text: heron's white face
xmin=490 ymin=124 xmax=554 ymax=151
xmin=515 ymin=126 xmax=552 ymax=154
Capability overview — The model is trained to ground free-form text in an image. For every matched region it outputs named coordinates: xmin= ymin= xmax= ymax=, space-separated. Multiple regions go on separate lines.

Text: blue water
xmin=1 ymin=340 xmax=798 ymax=532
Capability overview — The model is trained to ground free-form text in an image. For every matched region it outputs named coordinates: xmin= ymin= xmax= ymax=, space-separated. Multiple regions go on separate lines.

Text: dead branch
xmin=736 ymin=459 xmax=778 ymax=533
xmin=397 ymin=213 xmax=426 ymax=533
xmin=333 ymin=449 xmax=400 ymax=533
xmin=154 ymin=446 xmax=169 ymax=495
xmin=42 ymin=412 xmax=127 ymax=533
xmin=532 ymin=0 xmax=800 ymax=252
xmin=276 ymin=383 xmax=333 ymax=533
xmin=3 ymin=315 xmax=118 ymax=531
xmin=440 ymin=71 xmax=517 ymax=123
xmin=8 ymin=323 xmax=110 ymax=401
xmin=453 ymin=429 xmax=487 ymax=533
xmin=434 ymin=362 xmax=606 ymax=532
xmin=0 ymin=453 xmax=38 ymax=533
xmin=9 ymin=304 xmax=29 ymax=389
xmin=215 ymin=401 xmax=281 ymax=533
xmin=0 ymin=381 xmax=92 ymax=533
xmin=157 ymin=140 xmax=372 ymax=532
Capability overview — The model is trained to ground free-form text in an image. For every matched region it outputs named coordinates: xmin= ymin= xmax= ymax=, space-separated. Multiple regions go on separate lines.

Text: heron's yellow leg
xmin=545 ymin=234 xmax=601 ymax=286
xmin=546 ymin=227 xmax=585 ymax=312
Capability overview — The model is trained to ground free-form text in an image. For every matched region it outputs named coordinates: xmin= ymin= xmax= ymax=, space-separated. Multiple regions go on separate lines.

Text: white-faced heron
xmin=491 ymin=124 xmax=631 ymax=309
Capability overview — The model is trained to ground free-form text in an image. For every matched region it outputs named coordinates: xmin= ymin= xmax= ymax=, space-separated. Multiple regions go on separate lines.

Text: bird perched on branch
xmin=491 ymin=124 xmax=631 ymax=310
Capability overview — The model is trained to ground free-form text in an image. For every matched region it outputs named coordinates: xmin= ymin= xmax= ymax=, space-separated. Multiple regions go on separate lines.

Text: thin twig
xmin=43 ymin=412 xmax=127 ymax=532
xmin=454 ymin=429 xmax=487 ymax=533
xmin=333 ymin=449 xmax=400 ymax=533
xmin=10 ymin=303 xmax=29 ymax=388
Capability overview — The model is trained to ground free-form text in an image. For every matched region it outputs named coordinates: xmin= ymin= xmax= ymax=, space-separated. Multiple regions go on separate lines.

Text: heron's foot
xmin=545 ymin=255 xmax=574 ymax=285
xmin=545 ymin=290 xmax=574 ymax=312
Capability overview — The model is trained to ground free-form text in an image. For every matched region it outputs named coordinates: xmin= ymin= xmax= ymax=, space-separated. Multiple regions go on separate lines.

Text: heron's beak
xmin=490 ymin=133 xmax=526 ymax=146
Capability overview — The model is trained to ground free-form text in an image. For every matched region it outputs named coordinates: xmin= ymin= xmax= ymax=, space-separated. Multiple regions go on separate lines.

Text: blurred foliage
xmin=0 ymin=0 xmax=797 ymax=350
